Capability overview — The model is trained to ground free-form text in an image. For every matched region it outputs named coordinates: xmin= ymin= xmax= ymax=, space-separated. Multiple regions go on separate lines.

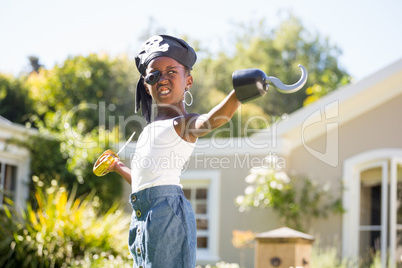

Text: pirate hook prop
xmin=232 ymin=64 xmax=308 ymax=103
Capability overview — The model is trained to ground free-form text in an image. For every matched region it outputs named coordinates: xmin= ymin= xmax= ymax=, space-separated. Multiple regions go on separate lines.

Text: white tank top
xmin=131 ymin=118 xmax=197 ymax=192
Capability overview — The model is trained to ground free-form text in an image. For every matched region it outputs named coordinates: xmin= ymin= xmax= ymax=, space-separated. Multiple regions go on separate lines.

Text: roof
xmin=255 ymin=227 xmax=314 ymax=242
xmin=0 ymin=115 xmax=38 ymax=135
xmin=252 ymin=58 xmax=402 ymax=152
xmin=0 ymin=115 xmax=12 ymax=125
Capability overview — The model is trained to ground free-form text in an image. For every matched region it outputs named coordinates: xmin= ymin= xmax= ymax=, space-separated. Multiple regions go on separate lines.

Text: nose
xmin=158 ymin=71 xmax=169 ymax=83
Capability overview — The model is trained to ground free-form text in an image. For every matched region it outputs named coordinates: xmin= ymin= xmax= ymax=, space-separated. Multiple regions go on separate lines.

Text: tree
xmin=25 ymin=53 xmax=144 ymax=136
xmin=0 ymin=73 xmax=34 ymax=124
xmin=189 ymin=14 xmax=351 ymax=134
xmin=28 ymin=56 xmax=44 ymax=73
xmin=231 ymin=14 xmax=351 ymax=115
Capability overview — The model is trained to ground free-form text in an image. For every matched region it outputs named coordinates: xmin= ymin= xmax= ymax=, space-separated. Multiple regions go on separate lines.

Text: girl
xmin=108 ymin=35 xmax=241 ymax=268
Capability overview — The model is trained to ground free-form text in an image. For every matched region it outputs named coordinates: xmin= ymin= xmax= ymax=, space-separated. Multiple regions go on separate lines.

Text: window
xmin=181 ymin=170 xmax=220 ymax=264
xmin=0 ymin=162 xmax=17 ymax=206
xmin=183 ymin=186 xmax=209 ymax=248
xmin=342 ymin=150 xmax=402 ymax=268
xmin=359 ymin=168 xmax=383 ymax=255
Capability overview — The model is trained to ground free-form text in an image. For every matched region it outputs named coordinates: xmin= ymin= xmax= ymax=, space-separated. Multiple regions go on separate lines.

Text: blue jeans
xmin=128 ymin=185 xmax=197 ymax=268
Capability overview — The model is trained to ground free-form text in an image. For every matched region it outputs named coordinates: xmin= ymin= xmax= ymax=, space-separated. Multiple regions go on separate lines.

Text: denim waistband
xmin=129 ymin=185 xmax=184 ymax=206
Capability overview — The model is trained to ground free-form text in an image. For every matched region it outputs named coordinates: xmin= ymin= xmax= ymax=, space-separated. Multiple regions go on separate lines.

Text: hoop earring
xmin=183 ymin=90 xmax=193 ymax=106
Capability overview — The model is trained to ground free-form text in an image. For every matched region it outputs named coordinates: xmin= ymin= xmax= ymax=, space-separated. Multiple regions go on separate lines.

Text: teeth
xmin=160 ymin=89 xmax=170 ymax=95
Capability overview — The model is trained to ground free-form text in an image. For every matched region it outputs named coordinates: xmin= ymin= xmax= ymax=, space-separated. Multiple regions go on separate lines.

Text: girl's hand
xmin=93 ymin=150 xmax=131 ymax=184
xmin=106 ymin=157 xmax=119 ymax=173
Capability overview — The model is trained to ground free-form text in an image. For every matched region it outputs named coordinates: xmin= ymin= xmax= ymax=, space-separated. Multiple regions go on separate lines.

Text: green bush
xmin=196 ymin=262 xmax=240 ymax=268
xmin=0 ymin=181 xmax=132 ymax=268
xmin=311 ymin=243 xmax=354 ymax=268
xmin=311 ymin=242 xmax=390 ymax=268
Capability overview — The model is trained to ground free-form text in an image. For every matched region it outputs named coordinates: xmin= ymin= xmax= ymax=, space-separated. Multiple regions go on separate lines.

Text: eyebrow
xmin=147 ymin=65 xmax=183 ymax=72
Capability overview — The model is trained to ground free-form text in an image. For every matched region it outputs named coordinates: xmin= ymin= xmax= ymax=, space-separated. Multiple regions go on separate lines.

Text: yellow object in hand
xmin=93 ymin=131 xmax=136 ymax=177
xmin=93 ymin=150 xmax=119 ymax=177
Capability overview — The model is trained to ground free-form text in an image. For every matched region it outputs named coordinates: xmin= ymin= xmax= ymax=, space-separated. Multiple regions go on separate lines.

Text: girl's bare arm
xmin=177 ymin=90 xmax=241 ymax=141
xmin=109 ymin=160 xmax=132 ymax=185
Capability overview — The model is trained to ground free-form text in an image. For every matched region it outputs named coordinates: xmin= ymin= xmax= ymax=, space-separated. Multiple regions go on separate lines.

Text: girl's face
xmin=144 ymin=56 xmax=193 ymax=109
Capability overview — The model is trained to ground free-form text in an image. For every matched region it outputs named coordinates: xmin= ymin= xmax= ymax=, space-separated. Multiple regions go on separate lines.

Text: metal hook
xmin=266 ymin=64 xmax=308 ymax=94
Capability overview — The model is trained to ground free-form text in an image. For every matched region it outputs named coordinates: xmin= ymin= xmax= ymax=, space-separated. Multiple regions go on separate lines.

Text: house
xmin=121 ymin=58 xmax=402 ymax=267
xmin=257 ymin=58 xmax=402 ymax=267
xmin=0 ymin=116 xmax=37 ymax=209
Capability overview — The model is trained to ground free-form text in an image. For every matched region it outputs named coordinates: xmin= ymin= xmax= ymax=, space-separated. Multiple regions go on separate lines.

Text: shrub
xmin=0 ymin=181 xmax=131 ymax=268
xmin=196 ymin=262 xmax=240 ymax=268
xmin=311 ymin=242 xmax=354 ymax=268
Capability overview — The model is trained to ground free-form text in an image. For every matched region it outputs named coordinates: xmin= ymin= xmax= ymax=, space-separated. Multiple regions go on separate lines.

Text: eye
xmin=145 ymin=70 xmax=161 ymax=85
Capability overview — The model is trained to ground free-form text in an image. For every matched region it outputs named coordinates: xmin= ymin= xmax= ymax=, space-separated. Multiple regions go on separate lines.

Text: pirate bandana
xmin=134 ymin=35 xmax=197 ymax=122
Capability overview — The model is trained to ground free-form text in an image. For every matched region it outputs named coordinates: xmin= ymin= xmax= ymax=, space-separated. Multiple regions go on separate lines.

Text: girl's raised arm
xmin=176 ymin=90 xmax=241 ymax=141
xmin=194 ymin=90 xmax=241 ymax=136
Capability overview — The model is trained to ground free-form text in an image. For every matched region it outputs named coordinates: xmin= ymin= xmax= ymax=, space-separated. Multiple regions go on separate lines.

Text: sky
xmin=0 ymin=0 xmax=401 ymax=81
